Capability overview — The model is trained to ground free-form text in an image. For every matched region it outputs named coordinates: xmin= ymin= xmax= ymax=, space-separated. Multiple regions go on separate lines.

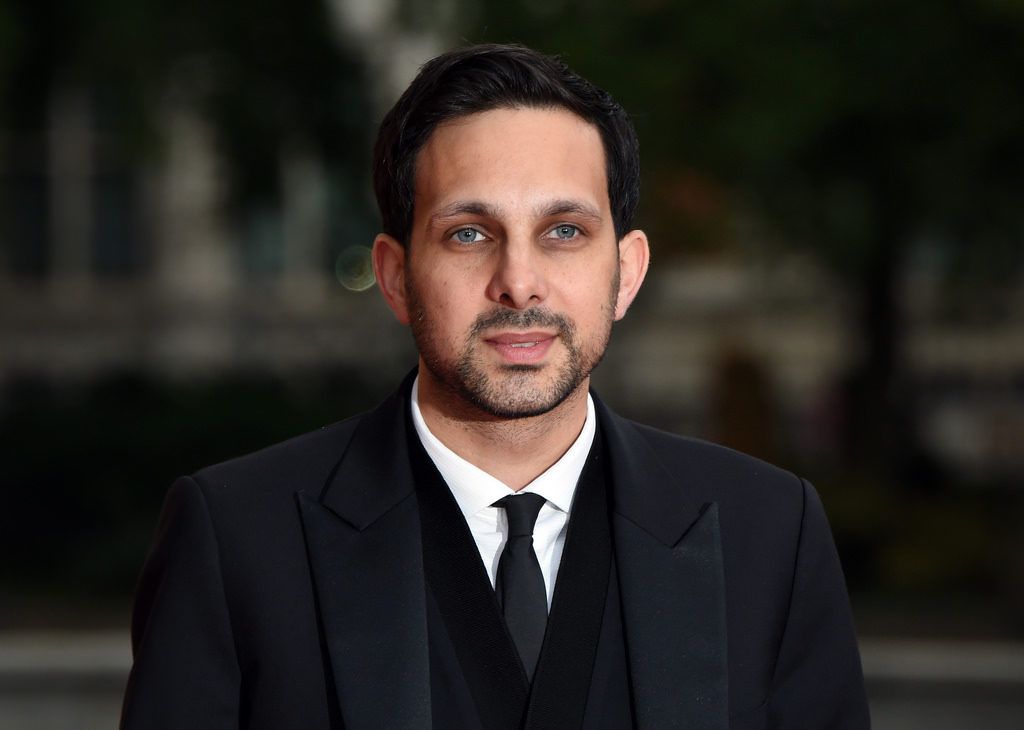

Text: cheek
xmin=555 ymin=262 xmax=620 ymax=317
xmin=414 ymin=273 xmax=476 ymax=334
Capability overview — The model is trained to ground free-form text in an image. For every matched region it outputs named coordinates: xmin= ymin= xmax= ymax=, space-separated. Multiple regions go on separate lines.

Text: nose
xmin=485 ymin=239 xmax=548 ymax=309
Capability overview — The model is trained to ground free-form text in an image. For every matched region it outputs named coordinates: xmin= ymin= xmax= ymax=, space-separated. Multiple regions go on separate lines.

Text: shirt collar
xmin=410 ymin=375 xmax=595 ymax=518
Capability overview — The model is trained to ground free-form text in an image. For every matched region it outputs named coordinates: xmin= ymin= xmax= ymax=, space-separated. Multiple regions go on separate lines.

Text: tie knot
xmin=493 ymin=493 xmax=546 ymax=537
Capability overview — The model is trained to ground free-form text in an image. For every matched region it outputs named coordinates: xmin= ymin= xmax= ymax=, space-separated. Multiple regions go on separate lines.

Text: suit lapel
xmin=296 ymin=379 xmax=432 ymax=730
xmin=295 ymin=378 xmax=727 ymax=729
xmin=597 ymin=397 xmax=729 ymax=730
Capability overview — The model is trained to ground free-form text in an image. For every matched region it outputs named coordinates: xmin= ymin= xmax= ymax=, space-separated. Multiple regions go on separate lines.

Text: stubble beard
xmin=407 ymin=272 xmax=620 ymax=420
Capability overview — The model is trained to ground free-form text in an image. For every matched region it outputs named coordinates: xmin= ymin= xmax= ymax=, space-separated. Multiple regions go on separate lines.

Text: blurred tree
xmin=0 ymin=0 xmax=373 ymax=224
xmin=451 ymin=0 xmax=1024 ymax=474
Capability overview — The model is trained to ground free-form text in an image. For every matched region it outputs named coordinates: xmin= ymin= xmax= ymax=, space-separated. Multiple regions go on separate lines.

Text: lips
xmin=487 ymin=331 xmax=555 ymax=345
xmin=484 ymin=331 xmax=557 ymax=364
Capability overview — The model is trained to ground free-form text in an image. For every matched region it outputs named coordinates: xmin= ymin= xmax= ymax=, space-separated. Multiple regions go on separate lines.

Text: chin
xmin=456 ymin=364 xmax=586 ymax=420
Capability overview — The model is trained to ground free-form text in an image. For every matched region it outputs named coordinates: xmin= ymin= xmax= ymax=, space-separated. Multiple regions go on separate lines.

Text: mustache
xmin=468 ymin=308 xmax=572 ymax=337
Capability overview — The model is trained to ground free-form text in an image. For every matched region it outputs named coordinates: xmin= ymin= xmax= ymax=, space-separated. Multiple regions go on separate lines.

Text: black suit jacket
xmin=121 ymin=379 xmax=869 ymax=729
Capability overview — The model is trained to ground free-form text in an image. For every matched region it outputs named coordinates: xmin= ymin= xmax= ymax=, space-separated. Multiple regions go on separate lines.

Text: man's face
xmin=387 ymin=107 xmax=640 ymax=419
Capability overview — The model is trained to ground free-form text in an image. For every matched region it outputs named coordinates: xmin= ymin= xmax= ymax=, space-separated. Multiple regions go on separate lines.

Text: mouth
xmin=484 ymin=331 xmax=557 ymax=364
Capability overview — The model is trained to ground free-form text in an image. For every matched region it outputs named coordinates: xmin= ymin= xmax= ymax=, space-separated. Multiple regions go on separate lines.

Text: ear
xmin=613 ymin=229 xmax=650 ymax=320
xmin=372 ymin=234 xmax=411 ymax=325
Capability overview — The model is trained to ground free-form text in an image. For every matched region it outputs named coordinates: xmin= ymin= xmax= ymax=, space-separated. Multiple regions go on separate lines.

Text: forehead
xmin=411 ymin=107 xmax=609 ymax=220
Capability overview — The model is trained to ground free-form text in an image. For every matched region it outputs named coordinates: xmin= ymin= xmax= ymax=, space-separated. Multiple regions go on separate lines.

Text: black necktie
xmin=493 ymin=493 xmax=548 ymax=681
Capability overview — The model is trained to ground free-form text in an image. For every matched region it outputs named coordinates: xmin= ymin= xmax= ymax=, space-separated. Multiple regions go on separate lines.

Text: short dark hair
xmin=372 ymin=44 xmax=640 ymax=246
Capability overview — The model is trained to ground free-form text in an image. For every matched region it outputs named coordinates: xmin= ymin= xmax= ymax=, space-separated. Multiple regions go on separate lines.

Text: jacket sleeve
xmin=120 ymin=476 xmax=241 ymax=729
xmin=768 ymin=479 xmax=871 ymax=728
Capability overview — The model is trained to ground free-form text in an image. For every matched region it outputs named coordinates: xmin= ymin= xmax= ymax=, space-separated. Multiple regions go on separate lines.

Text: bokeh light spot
xmin=335 ymin=246 xmax=375 ymax=291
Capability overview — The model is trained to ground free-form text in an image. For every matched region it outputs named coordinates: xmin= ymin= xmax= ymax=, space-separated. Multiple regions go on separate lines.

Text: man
xmin=121 ymin=44 xmax=869 ymax=729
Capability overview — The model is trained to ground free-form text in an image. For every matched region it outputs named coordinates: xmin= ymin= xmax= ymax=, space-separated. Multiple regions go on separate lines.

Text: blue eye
xmin=453 ymin=228 xmax=484 ymax=244
xmin=551 ymin=224 xmax=580 ymax=240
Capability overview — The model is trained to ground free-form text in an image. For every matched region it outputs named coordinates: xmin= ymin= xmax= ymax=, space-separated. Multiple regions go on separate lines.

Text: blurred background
xmin=1 ymin=0 xmax=1022 ymax=726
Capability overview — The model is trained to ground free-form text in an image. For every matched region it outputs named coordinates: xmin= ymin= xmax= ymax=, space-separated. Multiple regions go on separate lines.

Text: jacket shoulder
xmin=617 ymin=417 xmax=806 ymax=518
xmin=632 ymin=420 xmax=798 ymax=486
xmin=189 ymin=413 xmax=364 ymax=501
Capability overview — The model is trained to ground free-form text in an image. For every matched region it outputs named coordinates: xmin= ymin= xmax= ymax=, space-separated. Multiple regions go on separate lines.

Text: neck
xmin=415 ymin=366 xmax=590 ymax=490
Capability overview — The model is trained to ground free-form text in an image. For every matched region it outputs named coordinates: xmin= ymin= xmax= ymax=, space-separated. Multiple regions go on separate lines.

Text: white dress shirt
xmin=410 ymin=376 xmax=596 ymax=608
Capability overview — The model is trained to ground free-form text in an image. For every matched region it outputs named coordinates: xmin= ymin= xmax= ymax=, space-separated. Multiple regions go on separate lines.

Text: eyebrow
xmin=429 ymin=201 xmax=500 ymax=226
xmin=536 ymin=199 xmax=603 ymax=222
xmin=428 ymin=198 xmax=604 ymax=227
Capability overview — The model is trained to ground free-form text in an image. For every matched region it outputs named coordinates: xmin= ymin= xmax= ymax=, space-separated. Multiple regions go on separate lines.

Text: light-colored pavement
xmin=0 ymin=632 xmax=128 ymax=730
xmin=859 ymin=638 xmax=1024 ymax=684
xmin=860 ymin=639 xmax=1024 ymax=729
xmin=1 ymin=632 xmax=1022 ymax=728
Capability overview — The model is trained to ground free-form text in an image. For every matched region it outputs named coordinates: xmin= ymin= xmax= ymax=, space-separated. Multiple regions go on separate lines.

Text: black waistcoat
xmin=410 ymin=420 xmax=634 ymax=729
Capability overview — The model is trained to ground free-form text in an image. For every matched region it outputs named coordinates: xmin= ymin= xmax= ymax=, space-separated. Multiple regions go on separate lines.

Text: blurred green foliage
xmin=0 ymin=0 xmax=373 ymax=208
xmin=452 ymin=0 xmax=1024 ymax=271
